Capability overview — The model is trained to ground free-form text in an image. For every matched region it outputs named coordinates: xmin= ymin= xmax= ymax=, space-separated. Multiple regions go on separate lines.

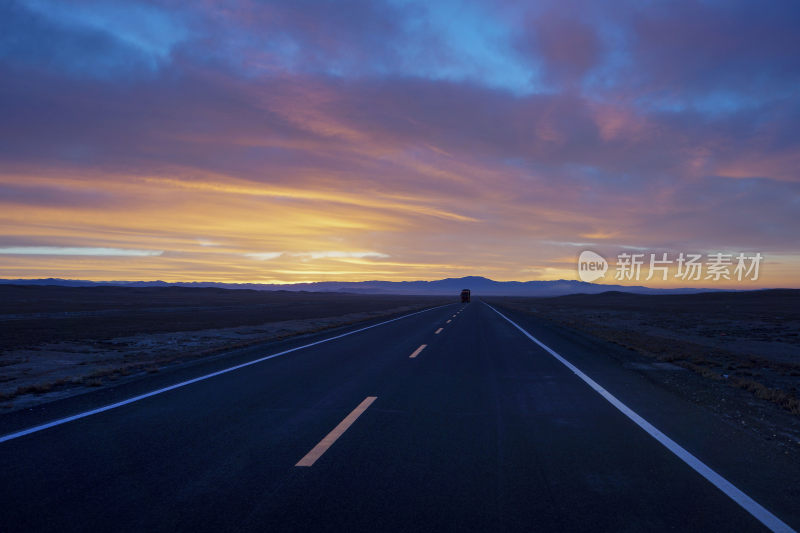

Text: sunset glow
xmin=1 ymin=0 xmax=798 ymax=287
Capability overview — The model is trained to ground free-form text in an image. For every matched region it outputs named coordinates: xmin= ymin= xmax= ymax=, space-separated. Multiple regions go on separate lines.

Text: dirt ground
xmin=486 ymin=290 xmax=800 ymax=452
xmin=0 ymin=285 xmax=449 ymax=411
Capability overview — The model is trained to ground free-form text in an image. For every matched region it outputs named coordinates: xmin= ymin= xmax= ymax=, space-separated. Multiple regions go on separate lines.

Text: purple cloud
xmin=0 ymin=0 xmax=798 ymax=284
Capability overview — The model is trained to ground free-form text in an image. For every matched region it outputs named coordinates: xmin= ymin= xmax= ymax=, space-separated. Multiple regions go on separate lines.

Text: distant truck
xmin=460 ymin=289 xmax=471 ymax=303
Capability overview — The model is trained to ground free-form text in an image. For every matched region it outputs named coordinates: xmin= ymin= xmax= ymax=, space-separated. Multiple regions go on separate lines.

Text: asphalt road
xmin=1 ymin=301 xmax=797 ymax=532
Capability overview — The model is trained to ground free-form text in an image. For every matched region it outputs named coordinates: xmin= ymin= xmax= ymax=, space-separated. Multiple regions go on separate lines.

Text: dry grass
xmin=732 ymin=378 xmax=800 ymax=414
xmin=489 ymin=295 xmax=800 ymax=417
xmin=0 ymin=300 xmax=446 ymax=407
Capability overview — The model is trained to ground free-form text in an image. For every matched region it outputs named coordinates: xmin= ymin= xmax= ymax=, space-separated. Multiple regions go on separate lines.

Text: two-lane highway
xmin=0 ymin=301 xmax=795 ymax=532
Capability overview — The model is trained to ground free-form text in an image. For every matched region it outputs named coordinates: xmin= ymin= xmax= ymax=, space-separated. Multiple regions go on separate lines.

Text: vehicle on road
xmin=460 ymin=289 xmax=471 ymax=303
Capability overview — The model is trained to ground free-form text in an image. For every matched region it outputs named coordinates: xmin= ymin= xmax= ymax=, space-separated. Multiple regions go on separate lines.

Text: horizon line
xmin=0 ymin=277 xmax=794 ymax=292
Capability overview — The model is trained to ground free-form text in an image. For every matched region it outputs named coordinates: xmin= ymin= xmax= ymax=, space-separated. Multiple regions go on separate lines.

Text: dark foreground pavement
xmin=1 ymin=301 xmax=797 ymax=532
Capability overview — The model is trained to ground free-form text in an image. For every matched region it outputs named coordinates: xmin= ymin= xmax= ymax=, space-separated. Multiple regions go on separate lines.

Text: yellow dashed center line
xmin=409 ymin=344 xmax=427 ymax=358
xmin=435 ymin=327 xmax=443 ymax=334
xmin=296 ymin=396 xmax=377 ymax=467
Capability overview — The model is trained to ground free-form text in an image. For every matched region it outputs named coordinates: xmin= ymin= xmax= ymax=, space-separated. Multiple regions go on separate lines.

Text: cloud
xmin=244 ymin=252 xmax=283 ymax=261
xmin=245 ymin=251 xmax=389 ymax=261
xmin=0 ymin=0 xmax=187 ymax=77
xmin=0 ymin=0 xmax=798 ymax=286
xmin=517 ymin=10 xmax=601 ymax=86
xmin=0 ymin=182 xmax=119 ymax=207
xmin=300 ymin=251 xmax=389 ymax=259
xmin=627 ymin=0 xmax=800 ymax=108
xmin=0 ymin=246 xmax=163 ymax=256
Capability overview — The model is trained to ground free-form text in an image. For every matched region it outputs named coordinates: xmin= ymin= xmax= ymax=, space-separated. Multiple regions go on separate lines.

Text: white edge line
xmin=0 ymin=305 xmax=453 ymax=445
xmin=295 ymin=396 xmax=377 ymax=467
xmin=484 ymin=303 xmax=795 ymax=533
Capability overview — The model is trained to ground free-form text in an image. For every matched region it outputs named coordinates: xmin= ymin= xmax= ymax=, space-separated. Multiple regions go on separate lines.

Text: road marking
xmin=296 ymin=396 xmax=377 ymax=467
xmin=435 ymin=327 xmax=443 ymax=334
xmin=446 ymin=319 xmax=452 ymax=323
xmin=0 ymin=305 xmax=453 ymax=445
xmin=409 ymin=344 xmax=427 ymax=358
xmin=484 ymin=303 xmax=795 ymax=533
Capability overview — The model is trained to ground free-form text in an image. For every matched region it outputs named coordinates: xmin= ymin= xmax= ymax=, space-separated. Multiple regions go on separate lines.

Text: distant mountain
xmin=0 ymin=276 xmax=724 ymax=296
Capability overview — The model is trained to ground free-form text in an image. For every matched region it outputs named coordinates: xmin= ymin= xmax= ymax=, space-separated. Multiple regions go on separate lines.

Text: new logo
xmin=577 ymin=250 xmax=608 ymax=282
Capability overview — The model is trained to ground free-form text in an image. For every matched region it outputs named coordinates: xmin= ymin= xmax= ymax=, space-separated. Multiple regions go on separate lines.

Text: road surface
xmin=1 ymin=301 xmax=797 ymax=532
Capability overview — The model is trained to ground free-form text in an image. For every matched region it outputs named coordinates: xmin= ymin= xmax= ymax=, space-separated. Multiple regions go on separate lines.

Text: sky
xmin=0 ymin=0 xmax=798 ymax=287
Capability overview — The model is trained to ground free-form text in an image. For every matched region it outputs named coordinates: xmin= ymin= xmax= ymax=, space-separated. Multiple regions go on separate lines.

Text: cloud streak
xmin=0 ymin=247 xmax=163 ymax=256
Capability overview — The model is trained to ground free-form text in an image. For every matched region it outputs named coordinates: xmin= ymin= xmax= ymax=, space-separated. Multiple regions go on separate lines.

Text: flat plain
xmin=486 ymin=290 xmax=800 ymax=453
xmin=0 ymin=285 xmax=449 ymax=409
